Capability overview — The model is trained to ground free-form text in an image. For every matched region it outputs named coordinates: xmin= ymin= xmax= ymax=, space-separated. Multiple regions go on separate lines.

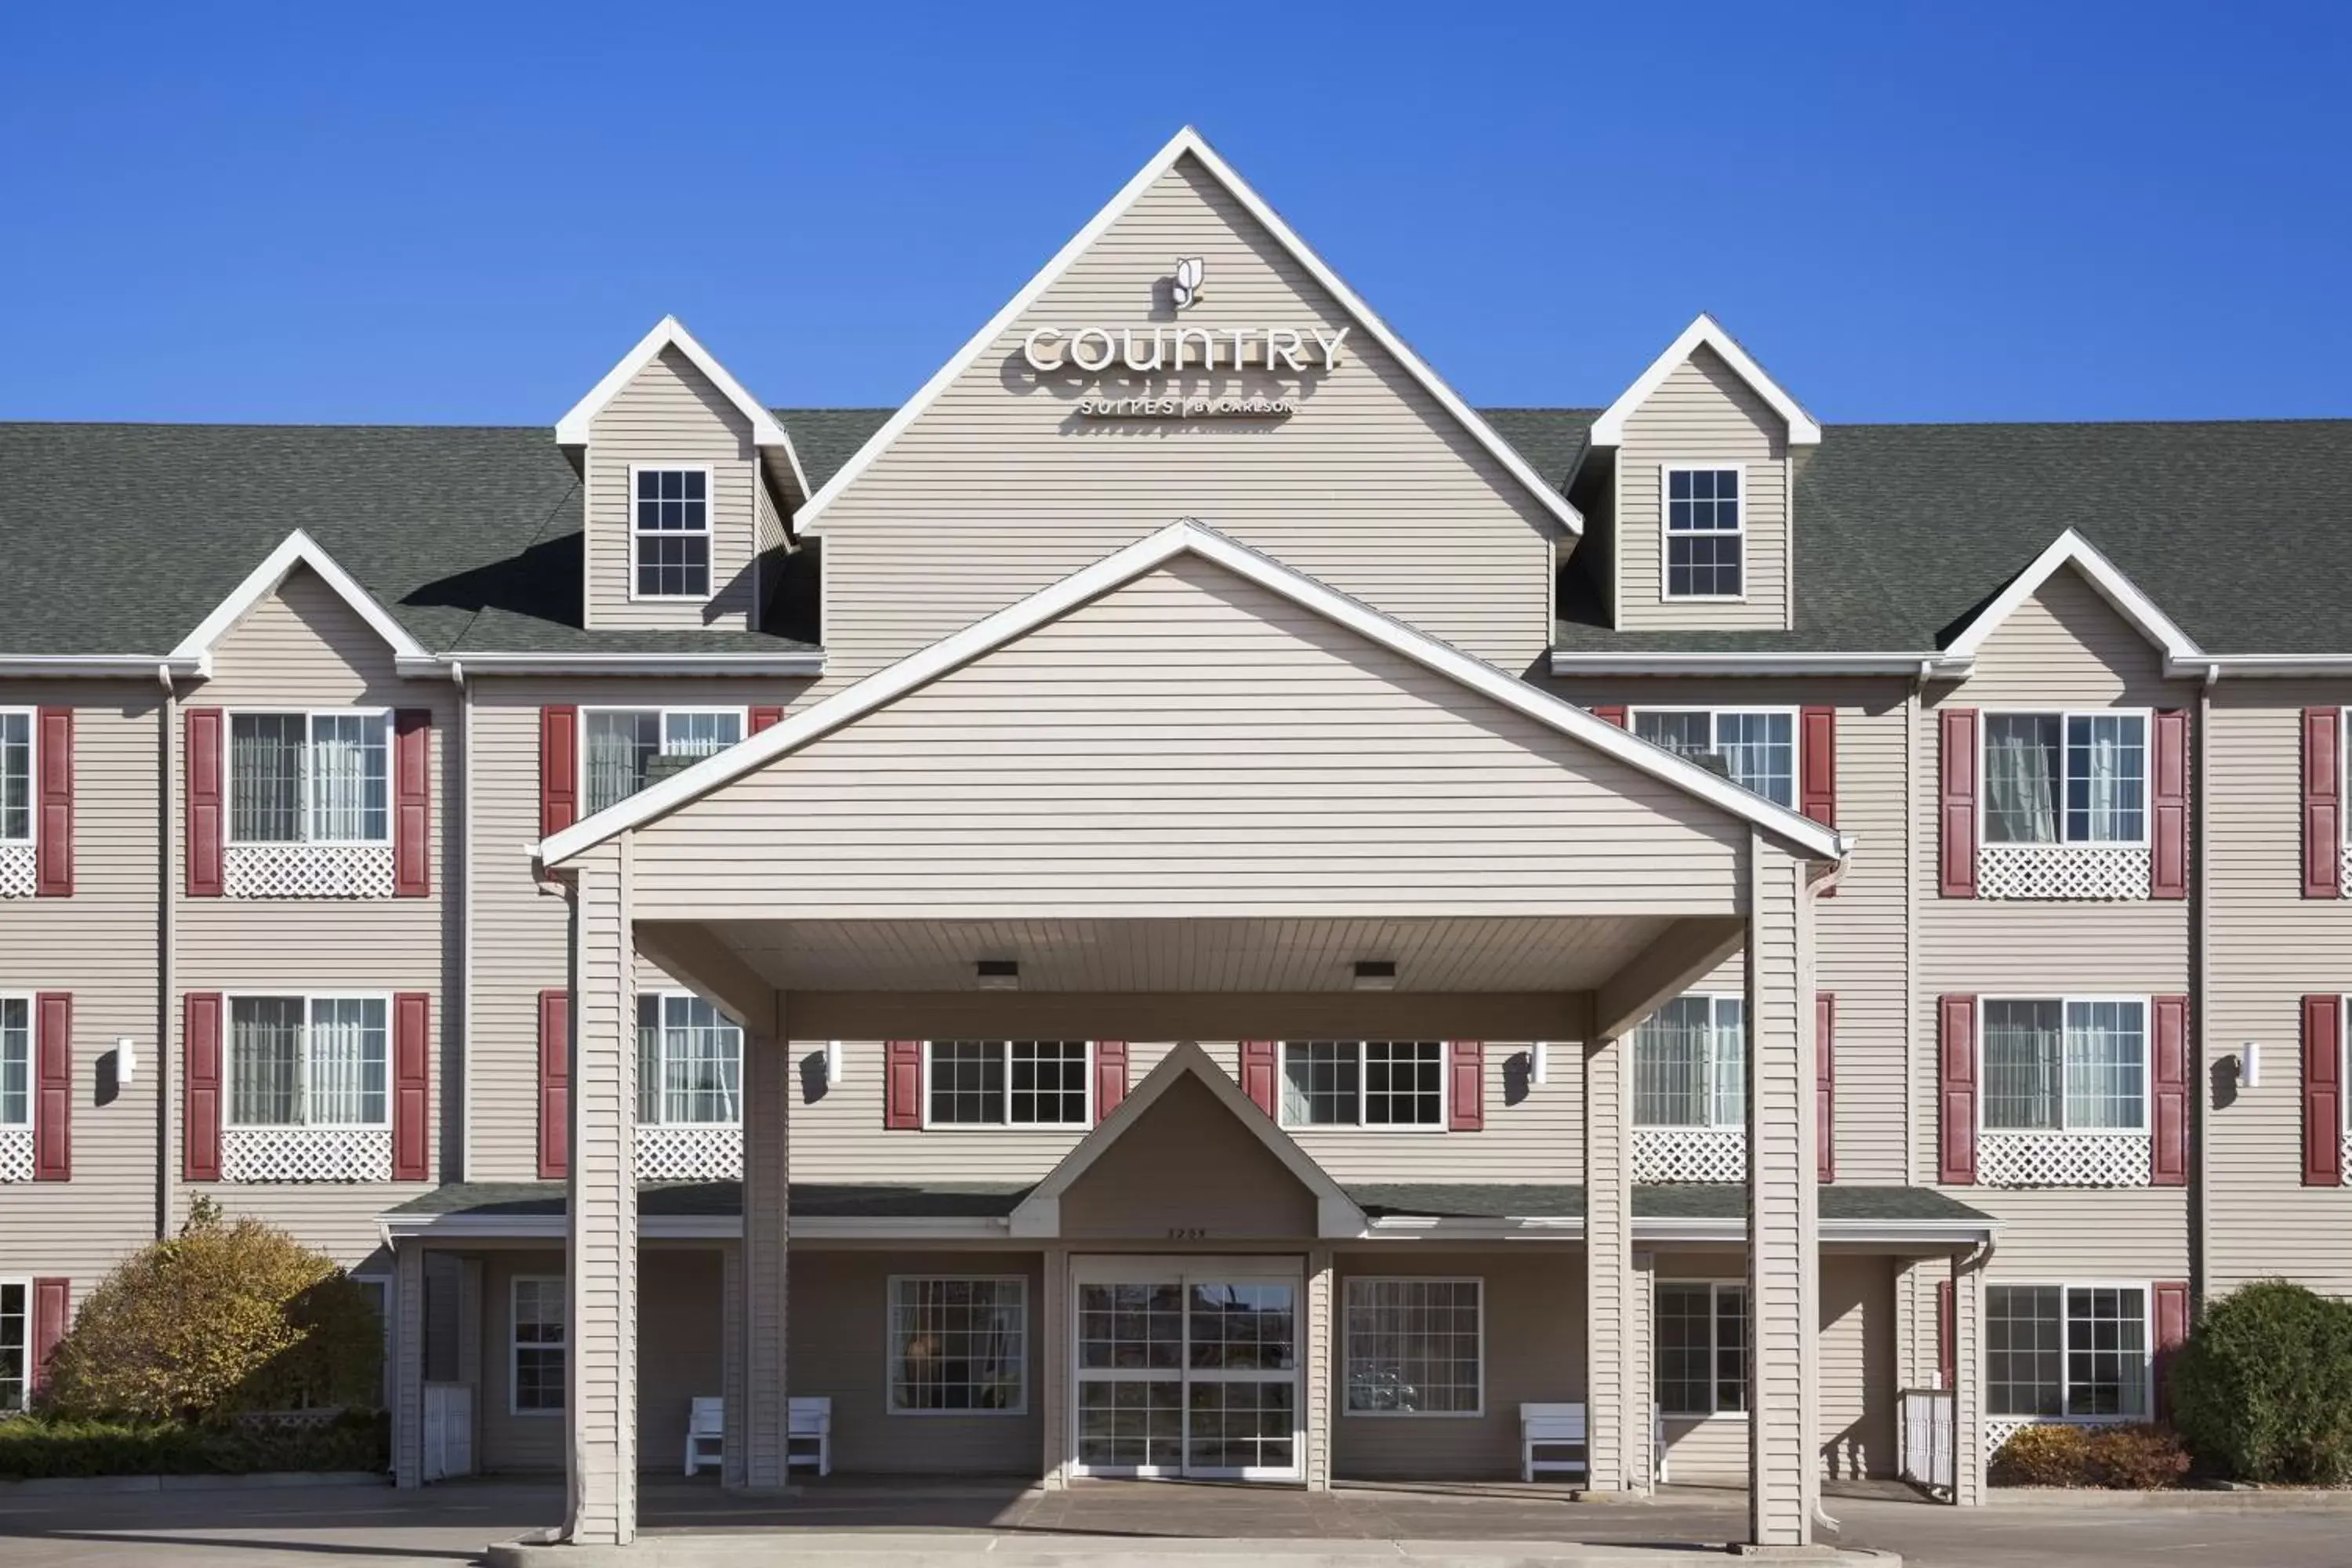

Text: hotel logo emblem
xmin=1171 ymin=256 xmax=1205 ymax=310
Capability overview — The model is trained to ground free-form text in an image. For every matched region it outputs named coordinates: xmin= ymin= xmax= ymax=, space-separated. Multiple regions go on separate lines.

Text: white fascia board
xmin=379 ymin=1211 xmax=1009 ymax=1241
xmin=168 ymin=530 xmax=431 ymax=672
xmin=398 ymin=650 xmax=826 ymax=680
xmin=538 ymin=519 xmax=1850 ymax=868
xmin=0 ymin=655 xmax=205 ymax=680
xmin=1943 ymin=528 xmax=2201 ymax=662
xmin=1628 ymin=1216 xmax=1995 ymax=1246
xmin=792 ymin=125 xmax=1582 ymax=539
xmin=1360 ymin=1216 xmax=1586 ymax=1240
xmin=2169 ymin=653 xmax=2352 ymax=679
xmin=554 ymin=315 xmax=811 ymax=500
xmin=1588 ymin=314 xmax=1823 ymax=448
xmin=1550 ymin=650 xmax=1969 ymax=678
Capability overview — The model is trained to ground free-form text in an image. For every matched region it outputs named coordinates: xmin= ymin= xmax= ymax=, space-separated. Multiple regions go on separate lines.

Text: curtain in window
xmin=1710 ymin=1000 xmax=1746 ymax=1127
xmin=636 ymin=995 xmax=741 ymax=1124
xmin=585 ymin=712 xmax=658 ymax=815
xmin=1634 ymin=996 xmax=1713 ymax=1127
xmin=230 ymin=996 xmax=305 ymax=1125
xmin=308 ymin=714 xmax=385 ymax=841
xmin=1984 ymin=715 xmax=2061 ymax=844
xmin=2066 ymin=715 xmax=2145 ymax=844
xmin=2063 ymin=1000 xmax=2145 ymax=1130
xmin=635 ymin=997 xmax=662 ymax=1123
xmin=0 ymin=997 xmax=27 ymax=1127
xmin=307 ymin=997 xmax=386 ymax=1125
xmin=1982 ymin=999 xmax=2063 ymax=1130
xmin=230 ymin=714 xmax=305 ymax=843
xmin=0 ymin=712 xmax=28 ymax=840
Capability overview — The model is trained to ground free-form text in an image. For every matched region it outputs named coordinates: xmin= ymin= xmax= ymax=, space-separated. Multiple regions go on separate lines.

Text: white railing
xmin=635 ymin=1124 xmax=743 ymax=1181
xmin=1632 ymin=1127 xmax=1746 ymax=1183
xmin=0 ymin=842 xmax=33 ymax=898
xmin=220 ymin=1127 xmax=394 ymax=1182
xmin=1977 ymin=844 xmax=2151 ymax=901
xmin=0 ymin=1127 xmax=31 ymax=1181
xmin=1976 ymin=1131 xmax=2151 ymax=1188
xmin=423 ymin=1381 xmax=475 ymax=1481
xmin=1900 ymin=1388 xmax=1954 ymax=1493
xmin=223 ymin=843 xmax=397 ymax=899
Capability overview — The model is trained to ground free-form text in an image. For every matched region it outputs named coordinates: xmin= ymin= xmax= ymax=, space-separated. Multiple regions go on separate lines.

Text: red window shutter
xmin=1800 ymin=706 xmax=1837 ymax=829
xmin=537 ymin=989 xmax=571 ymax=1180
xmin=2150 ymin=710 xmax=2189 ymax=900
xmin=2303 ymin=994 xmax=2343 ymax=1186
xmin=2305 ymin=708 xmax=2342 ymax=899
xmin=540 ymin=706 xmax=579 ymax=839
xmin=1093 ymin=1040 xmax=1128 ymax=1124
xmin=186 ymin=708 xmax=224 ymax=898
xmin=32 ymin=993 xmax=71 ymax=1181
xmin=1939 ymin=708 xmax=1978 ymax=898
xmin=34 ymin=707 xmax=71 ymax=897
xmin=1592 ymin=706 xmax=1627 ymax=728
xmin=750 ymin=706 xmax=784 ymax=734
xmin=884 ymin=1040 xmax=924 ymax=1129
xmin=1937 ymin=1278 xmax=1955 ymax=1390
xmin=393 ymin=710 xmax=431 ymax=898
xmin=1816 ymin=992 xmax=1836 ymax=1183
xmin=1240 ymin=1040 xmax=1279 ymax=1117
xmin=392 ymin=993 xmax=430 ymax=1182
xmin=2151 ymin=994 xmax=2190 ymax=1186
xmin=30 ymin=1279 xmax=69 ymax=1397
xmin=1447 ymin=1041 xmax=1484 ymax=1131
xmin=2153 ymin=1279 xmax=2190 ymax=1422
xmin=1938 ymin=994 xmax=1977 ymax=1185
xmin=183 ymin=992 xmax=223 ymax=1181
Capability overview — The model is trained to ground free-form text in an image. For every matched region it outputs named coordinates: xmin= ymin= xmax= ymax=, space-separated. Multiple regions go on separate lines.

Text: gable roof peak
xmin=554 ymin=315 xmax=810 ymax=499
xmin=1590 ymin=312 xmax=1822 ymax=448
xmin=166 ymin=528 xmax=430 ymax=675
xmin=1943 ymin=526 xmax=2201 ymax=661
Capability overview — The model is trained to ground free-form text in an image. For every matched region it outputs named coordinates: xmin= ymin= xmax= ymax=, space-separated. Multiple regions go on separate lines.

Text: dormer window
xmin=1663 ymin=466 xmax=1743 ymax=599
xmin=583 ymin=708 xmax=745 ymax=814
xmin=633 ymin=466 xmax=712 ymax=599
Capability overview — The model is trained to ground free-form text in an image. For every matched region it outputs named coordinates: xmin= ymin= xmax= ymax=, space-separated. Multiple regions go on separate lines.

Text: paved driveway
xmin=2 ymin=1477 xmax=2350 ymax=1567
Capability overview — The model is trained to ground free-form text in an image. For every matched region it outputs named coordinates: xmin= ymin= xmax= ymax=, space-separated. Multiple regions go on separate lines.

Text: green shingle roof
xmin=1345 ymin=1183 xmax=1988 ymax=1223
xmin=387 ymin=1180 xmax=1034 ymax=1219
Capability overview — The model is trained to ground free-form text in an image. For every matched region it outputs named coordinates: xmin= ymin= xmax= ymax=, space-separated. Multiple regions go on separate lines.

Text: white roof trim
xmin=167 ymin=530 xmax=430 ymax=674
xmin=538 ymin=519 xmax=1851 ymax=868
xmin=1009 ymin=1040 xmax=1364 ymax=1240
xmin=1943 ymin=528 xmax=2201 ymax=662
xmin=792 ymin=125 xmax=1581 ymax=538
xmin=399 ymin=650 xmax=825 ymax=680
xmin=1551 ymin=651 xmax=1971 ymax=678
xmin=1588 ymin=314 xmax=1822 ymax=448
xmin=554 ymin=315 xmax=810 ymax=498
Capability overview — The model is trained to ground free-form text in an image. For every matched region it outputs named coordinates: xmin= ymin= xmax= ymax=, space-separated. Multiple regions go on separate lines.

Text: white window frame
xmin=1276 ymin=1040 xmax=1449 ymax=1133
xmin=637 ymin=989 xmax=744 ymax=1127
xmin=510 ymin=1274 xmax=566 ymax=1417
xmin=1631 ymin=991 xmax=1746 ymax=1131
xmin=1976 ymin=994 xmax=2151 ymax=1137
xmin=1628 ymin=706 xmax=1801 ymax=809
xmin=0 ymin=992 xmax=30 ymax=1130
xmin=2339 ymin=709 xmax=2352 ymax=849
xmin=1978 ymin=708 xmax=2153 ymax=849
xmin=577 ymin=706 xmax=750 ymax=815
xmin=1984 ymin=1279 xmax=2154 ymax=1423
xmin=626 ymin=462 xmax=717 ymax=602
xmin=0 ymin=1276 xmax=29 ymax=1414
xmin=885 ymin=1273 xmax=1029 ymax=1417
xmin=223 ymin=708 xmax=394 ymax=848
xmin=1654 ymin=1278 xmax=1749 ymax=1420
xmin=920 ymin=1041 xmax=1094 ymax=1131
xmin=1658 ymin=462 xmax=1748 ymax=602
xmin=0 ymin=708 xmax=34 ymax=845
xmin=222 ymin=990 xmax=396 ymax=1131
xmin=1341 ymin=1276 xmax=1485 ymax=1418
xmin=349 ymin=1272 xmax=394 ymax=1413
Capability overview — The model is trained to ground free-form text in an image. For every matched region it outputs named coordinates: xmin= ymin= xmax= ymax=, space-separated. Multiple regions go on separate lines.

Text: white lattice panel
xmin=2341 ymin=1128 xmax=2352 ymax=1187
xmin=0 ymin=842 xmax=34 ymax=898
xmin=635 ymin=1124 xmax=742 ymax=1181
xmin=1977 ymin=844 xmax=2151 ymax=901
xmin=220 ymin=1127 xmax=393 ymax=1182
xmin=1632 ymin=1127 xmax=1746 ymax=1183
xmin=0 ymin=1127 xmax=31 ymax=1181
xmin=223 ymin=843 xmax=396 ymax=899
xmin=1977 ymin=1131 xmax=2151 ymax=1187
xmin=2339 ymin=844 xmax=2352 ymax=899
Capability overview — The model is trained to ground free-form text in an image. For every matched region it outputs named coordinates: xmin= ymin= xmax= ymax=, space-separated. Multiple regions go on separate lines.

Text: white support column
xmin=565 ymin=843 xmax=638 ymax=1546
xmin=1305 ymin=1245 xmax=1334 ymax=1491
xmin=1746 ymin=837 xmax=1819 ymax=1548
xmin=739 ymin=1029 xmax=790 ymax=1490
xmin=1584 ymin=1034 xmax=1651 ymax=1495
xmin=1951 ymin=1249 xmax=1986 ymax=1506
xmin=720 ymin=1239 xmax=746 ymax=1489
xmin=392 ymin=1241 xmax=426 ymax=1489
xmin=1040 ymin=1246 xmax=1070 ymax=1490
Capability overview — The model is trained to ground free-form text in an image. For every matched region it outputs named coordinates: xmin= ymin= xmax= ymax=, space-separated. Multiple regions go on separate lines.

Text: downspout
xmin=2192 ymin=664 xmax=2217 ymax=1312
xmin=156 ymin=663 xmax=177 ymax=1240
xmin=453 ymin=660 xmax=471 ymax=1182
xmin=1906 ymin=660 xmax=1927 ymax=1190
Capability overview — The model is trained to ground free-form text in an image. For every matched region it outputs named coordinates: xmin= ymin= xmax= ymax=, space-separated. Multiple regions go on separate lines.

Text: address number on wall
xmin=1165 ymin=1227 xmax=1207 ymax=1240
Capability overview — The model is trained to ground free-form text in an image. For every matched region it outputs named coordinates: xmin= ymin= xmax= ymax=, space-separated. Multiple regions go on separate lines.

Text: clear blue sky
xmin=3 ymin=2 xmax=2346 ymax=426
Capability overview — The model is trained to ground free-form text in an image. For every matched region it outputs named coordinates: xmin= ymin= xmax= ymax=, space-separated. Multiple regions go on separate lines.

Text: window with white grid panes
xmin=1980 ymin=998 xmax=2147 ymax=1133
xmin=227 ymin=712 xmax=390 ymax=844
xmin=1664 ymin=466 xmax=1743 ymax=597
xmin=1343 ymin=1278 xmax=1482 ymax=1414
xmin=0 ymin=998 xmax=26 ymax=1128
xmin=582 ymin=708 xmax=743 ymax=815
xmin=1656 ymin=1281 xmax=1748 ymax=1417
xmin=0 ymin=712 xmax=28 ymax=843
xmin=510 ymin=1276 xmax=565 ymax=1414
xmin=1987 ymin=1284 xmax=2148 ymax=1420
xmin=1632 ymin=708 xmax=1795 ymax=808
xmin=924 ymin=1040 xmax=1088 ymax=1127
xmin=1279 ymin=1041 xmax=1443 ymax=1127
xmin=888 ymin=1276 xmax=1026 ymax=1413
xmin=632 ymin=466 xmax=711 ymax=597
xmin=634 ymin=992 xmax=742 ymax=1126
xmin=0 ymin=1281 xmax=24 ymax=1413
xmin=1632 ymin=993 xmax=1744 ymax=1128
xmin=227 ymin=995 xmax=388 ymax=1128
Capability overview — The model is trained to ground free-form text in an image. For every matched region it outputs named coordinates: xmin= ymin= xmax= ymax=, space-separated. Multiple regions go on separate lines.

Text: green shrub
xmin=1990 ymin=1423 xmax=2093 ymax=1486
xmin=1988 ymin=1422 xmax=2191 ymax=1488
xmin=0 ymin=1410 xmax=387 ymax=1479
xmin=2169 ymin=1279 xmax=2352 ymax=1483
xmin=44 ymin=1197 xmax=384 ymax=1423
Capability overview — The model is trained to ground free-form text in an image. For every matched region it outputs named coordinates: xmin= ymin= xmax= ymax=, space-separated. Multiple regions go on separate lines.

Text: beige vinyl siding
xmin=0 ymin=681 xmax=165 ymax=1296
xmin=1332 ymin=1248 xmax=1584 ymax=1481
xmin=1613 ymin=348 xmax=1790 ymax=632
xmin=1819 ymin=1254 xmax=1896 ymax=1479
xmin=585 ymin=347 xmax=759 ymax=633
xmin=1914 ymin=566 xmax=2194 ymax=1269
xmin=809 ymin=152 xmax=1559 ymax=685
xmin=1061 ymin=1073 xmax=1316 ymax=1239
xmin=1548 ymin=678 xmax=1911 ymax=1182
xmin=788 ymin=1248 xmax=1045 ymax=1475
xmin=466 ymin=676 xmax=811 ymax=1182
xmin=633 ymin=555 xmax=1749 ymax=920
xmin=2205 ymin=682 xmax=2352 ymax=1294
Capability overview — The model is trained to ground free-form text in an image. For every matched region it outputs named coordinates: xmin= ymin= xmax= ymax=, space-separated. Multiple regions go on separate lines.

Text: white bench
xmin=684 ymin=1396 xmax=724 ymax=1475
xmin=1519 ymin=1403 xmax=1669 ymax=1485
xmin=789 ymin=1395 xmax=833 ymax=1476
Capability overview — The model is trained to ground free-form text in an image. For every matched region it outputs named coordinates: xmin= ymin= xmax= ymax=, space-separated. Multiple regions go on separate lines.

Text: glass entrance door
xmin=1072 ymin=1258 xmax=1301 ymax=1481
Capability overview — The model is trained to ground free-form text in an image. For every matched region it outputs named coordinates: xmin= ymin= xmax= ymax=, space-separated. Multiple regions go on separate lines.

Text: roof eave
xmin=1551 ymin=650 xmax=1972 ymax=678
xmin=405 ymin=650 xmax=826 ymax=680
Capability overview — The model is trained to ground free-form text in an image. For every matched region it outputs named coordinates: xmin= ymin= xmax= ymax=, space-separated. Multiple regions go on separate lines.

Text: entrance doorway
xmin=1070 ymin=1256 xmax=1302 ymax=1481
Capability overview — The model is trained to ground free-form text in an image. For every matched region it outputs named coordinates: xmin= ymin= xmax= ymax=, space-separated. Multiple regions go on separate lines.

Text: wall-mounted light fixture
xmin=2239 ymin=1040 xmax=2261 ymax=1090
xmin=115 ymin=1036 xmax=138 ymax=1087
xmin=824 ymin=1040 xmax=847 ymax=1085
xmin=1531 ymin=1041 xmax=1550 ymax=1086
xmin=1352 ymin=960 xmax=1397 ymax=993
xmin=976 ymin=959 xmax=1020 ymax=992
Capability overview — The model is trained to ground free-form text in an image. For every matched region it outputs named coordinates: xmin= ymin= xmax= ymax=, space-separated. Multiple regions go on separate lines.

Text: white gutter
xmin=0 ymin=655 xmax=208 ymax=680
xmin=394 ymin=651 xmax=824 ymax=680
xmin=2171 ymin=655 xmax=2352 ymax=679
xmin=379 ymin=1211 xmax=1013 ymax=1242
xmin=1550 ymin=650 xmax=1973 ymax=678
